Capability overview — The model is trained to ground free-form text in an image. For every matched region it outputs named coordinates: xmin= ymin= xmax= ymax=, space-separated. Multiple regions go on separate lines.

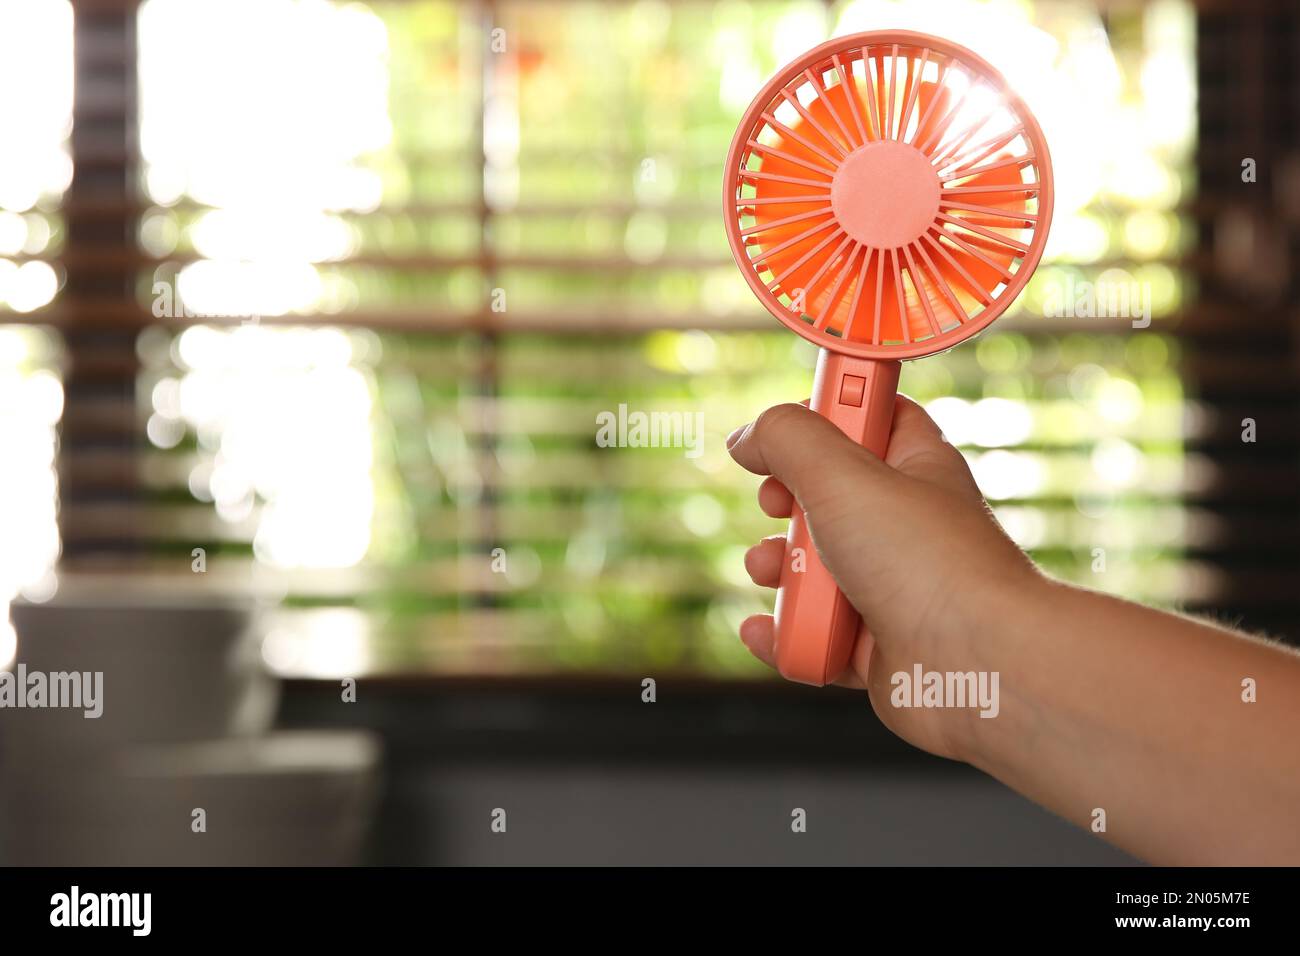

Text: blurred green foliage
xmin=135 ymin=0 xmax=1196 ymax=677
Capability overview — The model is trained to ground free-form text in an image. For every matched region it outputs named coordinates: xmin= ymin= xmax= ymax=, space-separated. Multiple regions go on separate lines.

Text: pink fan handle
xmin=773 ymin=349 xmax=899 ymax=685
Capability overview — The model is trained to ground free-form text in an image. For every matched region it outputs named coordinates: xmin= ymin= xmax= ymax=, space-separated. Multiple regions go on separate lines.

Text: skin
xmin=727 ymin=397 xmax=1300 ymax=865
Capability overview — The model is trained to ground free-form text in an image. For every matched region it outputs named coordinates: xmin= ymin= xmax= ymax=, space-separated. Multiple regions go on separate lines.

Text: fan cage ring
xmin=723 ymin=30 xmax=1054 ymax=361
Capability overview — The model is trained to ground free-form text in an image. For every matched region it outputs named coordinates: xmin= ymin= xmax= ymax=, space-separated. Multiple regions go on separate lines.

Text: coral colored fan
xmin=723 ymin=31 xmax=1053 ymax=685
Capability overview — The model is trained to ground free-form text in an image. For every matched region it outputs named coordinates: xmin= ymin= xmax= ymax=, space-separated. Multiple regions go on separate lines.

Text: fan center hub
xmin=831 ymin=141 xmax=941 ymax=249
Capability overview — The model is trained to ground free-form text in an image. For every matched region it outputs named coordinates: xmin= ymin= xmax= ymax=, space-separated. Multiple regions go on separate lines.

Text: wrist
xmin=942 ymin=565 xmax=1059 ymax=767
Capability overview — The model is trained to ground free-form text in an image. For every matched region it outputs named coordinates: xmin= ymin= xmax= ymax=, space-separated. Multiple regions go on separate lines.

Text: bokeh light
xmin=129 ymin=0 xmax=1196 ymax=675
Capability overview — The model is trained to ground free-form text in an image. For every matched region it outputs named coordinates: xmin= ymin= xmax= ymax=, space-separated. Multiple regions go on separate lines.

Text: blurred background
xmin=0 ymin=0 xmax=1295 ymax=864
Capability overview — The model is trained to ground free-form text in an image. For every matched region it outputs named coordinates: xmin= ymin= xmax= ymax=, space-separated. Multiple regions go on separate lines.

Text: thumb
xmin=725 ymin=402 xmax=892 ymax=520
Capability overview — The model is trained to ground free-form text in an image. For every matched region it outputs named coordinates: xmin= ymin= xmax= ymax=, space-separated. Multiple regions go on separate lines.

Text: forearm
xmin=961 ymin=576 xmax=1300 ymax=865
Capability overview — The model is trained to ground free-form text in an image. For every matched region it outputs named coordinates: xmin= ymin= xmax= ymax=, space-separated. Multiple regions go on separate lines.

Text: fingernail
xmin=726 ymin=425 xmax=745 ymax=449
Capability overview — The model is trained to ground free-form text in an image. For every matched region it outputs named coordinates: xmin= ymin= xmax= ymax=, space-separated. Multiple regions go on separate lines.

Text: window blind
xmin=32 ymin=0 xmax=1294 ymax=680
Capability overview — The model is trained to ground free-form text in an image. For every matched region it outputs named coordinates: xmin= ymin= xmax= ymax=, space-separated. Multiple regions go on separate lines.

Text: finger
xmin=739 ymin=614 xmax=776 ymax=668
xmin=741 ymin=613 xmax=868 ymax=690
xmin=886 ymin=394 xmax=980 ymax=498
xmin=743 ymin=535 xmax=787 ymax=588
xmin=887 ymin=394 xmax=947 ymax=456
xmin=835 ymin=622 xmax=874 ymax=691
xmin=757 ymin=476 xmax=794 ymax=518
xmin=726 ymin=403 xmax=888 ymax=513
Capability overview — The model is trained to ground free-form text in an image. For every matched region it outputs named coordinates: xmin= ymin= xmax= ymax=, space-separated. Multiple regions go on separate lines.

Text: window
xmin=30 ymin=0 xmax=1231 ymax=679
xmin=0 ymin=0 xmax=71 ymax=666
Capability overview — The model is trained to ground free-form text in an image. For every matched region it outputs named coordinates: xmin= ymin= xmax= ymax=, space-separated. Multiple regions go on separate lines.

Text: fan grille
xmin=725 ymin=32 xmax=1053 ymax=361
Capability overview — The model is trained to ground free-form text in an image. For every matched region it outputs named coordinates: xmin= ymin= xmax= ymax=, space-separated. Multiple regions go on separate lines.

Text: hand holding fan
xmin=723 ymin=31 xmax=1053 ymax=685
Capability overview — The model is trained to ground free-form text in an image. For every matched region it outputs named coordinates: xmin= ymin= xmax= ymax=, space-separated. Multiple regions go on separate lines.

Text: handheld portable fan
xmin=724 ymin=31 xmax=1053 ymax=686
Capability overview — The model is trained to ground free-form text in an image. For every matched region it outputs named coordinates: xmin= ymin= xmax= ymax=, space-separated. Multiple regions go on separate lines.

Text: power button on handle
xmin=839 ymin=374 xmax=866 ymax=407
